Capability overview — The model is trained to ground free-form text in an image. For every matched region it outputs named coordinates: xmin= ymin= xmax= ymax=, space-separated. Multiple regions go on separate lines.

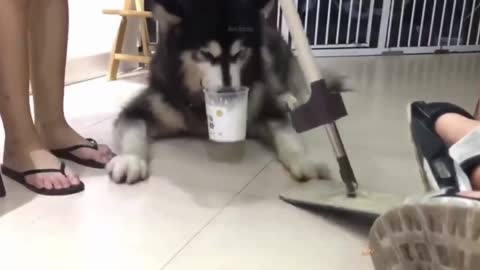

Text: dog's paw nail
xmin=287 ymin=158 xmax=330 ymax=181
xmin=106 ymin=155 xmax=149 ymax=184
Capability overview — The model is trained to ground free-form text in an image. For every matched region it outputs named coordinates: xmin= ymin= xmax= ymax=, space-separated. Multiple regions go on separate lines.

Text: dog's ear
xmin=152 ymin=0 xmax=191 ymax=31
xmin=246 ymin=0 xmax=275 ymax=17
xmin=153 ymin=0 xmax=191 ymax=18
xmin=255 ymin=0 xmax=275 ymax=17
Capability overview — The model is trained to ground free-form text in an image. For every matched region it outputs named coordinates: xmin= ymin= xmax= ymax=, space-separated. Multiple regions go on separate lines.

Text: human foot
xmin=409 ymin=101 xmax=480 ymax=191
xmin=2 ymin=144 xmax=81 ymax=192
xmin=36 ymin=122 xmax=114 ymax=168
xmin=407 ymin=101 xmax=472 ymax=191
xmin=435 ymin=112 xmax=480 ymax=145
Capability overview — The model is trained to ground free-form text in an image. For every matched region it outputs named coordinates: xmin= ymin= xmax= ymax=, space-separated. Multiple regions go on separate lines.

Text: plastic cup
xmin=203 ymin=86 xmax=249 ymax=143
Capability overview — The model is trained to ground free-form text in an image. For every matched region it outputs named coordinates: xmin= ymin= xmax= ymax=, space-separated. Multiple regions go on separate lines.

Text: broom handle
xmin=277 ymin=0 xmax=322 ymax=82
xmin=277 ymin=0 xmax=358 ymax=196
xmin=278 ymin=0 xmax=347 ymax=157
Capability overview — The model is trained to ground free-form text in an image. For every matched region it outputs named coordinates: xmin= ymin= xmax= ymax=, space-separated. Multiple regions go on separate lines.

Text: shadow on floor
xmin=303 ymin=205 xmax=377 ymax=238
xmin=151 ymin=138 xmax=277 ymax=208
xmin=0 ymin=180 xmax=36 ymax=218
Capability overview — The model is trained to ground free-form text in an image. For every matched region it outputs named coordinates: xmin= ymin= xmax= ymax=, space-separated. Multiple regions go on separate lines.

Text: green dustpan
xmin=280 ymin=181 xmax=405 ymax=217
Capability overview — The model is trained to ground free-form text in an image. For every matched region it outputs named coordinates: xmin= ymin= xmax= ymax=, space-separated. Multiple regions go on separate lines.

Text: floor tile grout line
xmin=159 ymin=159 xmax=274 ymax=270
xmin=72 ymin=115 xmax=116 ymax=131
xmin=83 ymin=116 xmax=116 ymax=129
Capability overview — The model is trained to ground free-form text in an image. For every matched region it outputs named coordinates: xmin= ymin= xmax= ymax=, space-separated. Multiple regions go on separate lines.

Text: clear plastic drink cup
xmin=204 ymin=86 xmax=249 ymax=143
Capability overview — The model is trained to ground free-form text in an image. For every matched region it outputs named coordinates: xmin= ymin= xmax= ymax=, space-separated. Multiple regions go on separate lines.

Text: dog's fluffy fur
xmin=107 ymin=0 xmax=349 ymax=184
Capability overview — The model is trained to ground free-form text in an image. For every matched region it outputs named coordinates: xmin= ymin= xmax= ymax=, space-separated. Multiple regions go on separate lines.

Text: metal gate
xmin=277 ymin=0 xmax=480 ymax=56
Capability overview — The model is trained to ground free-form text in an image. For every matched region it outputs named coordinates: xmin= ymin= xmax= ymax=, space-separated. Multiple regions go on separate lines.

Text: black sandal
xmin=0 ymin=174 xmax=6 ymax=197
xmin=1 ymin=162 xmax=84 ymax=196
xmin=408 ymin=101 xmax=475 ymax=191
xmin=51 ymin=138 xmax=107 ymax=169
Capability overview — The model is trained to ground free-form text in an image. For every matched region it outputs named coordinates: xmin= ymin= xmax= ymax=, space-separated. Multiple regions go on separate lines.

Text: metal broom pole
xmin=277 ymin=0 xmax=358 ymax=197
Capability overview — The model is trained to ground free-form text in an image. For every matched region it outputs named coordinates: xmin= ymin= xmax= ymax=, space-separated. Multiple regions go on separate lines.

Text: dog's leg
xmin=257 ymin=120 xmax=330 ymax=181
xmin=107 ymin=92 xmax=186 ymax=184
xmin=107 ymin=118 xmax=150 ymax=184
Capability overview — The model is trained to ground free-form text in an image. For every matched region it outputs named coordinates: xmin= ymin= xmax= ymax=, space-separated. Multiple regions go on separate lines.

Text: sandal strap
xmin=414 ymin=102 xmax=474 ymax=125
xmin=86 ymin=138 xmax=99 ymax=149
xmin=2 ymin=162 xmax=67 ymax=180
xmin=51 ymin=138 xmax=99 ymax=153
xmin=50 ymin=138 xmax=108 ymax=169
xmin=22 ymin=162 xmax=67 ymax=177
xmin=461 ymin=156 xmax=480 ymax=177
xmin=23 ymin=162 xmax=67 ymax=177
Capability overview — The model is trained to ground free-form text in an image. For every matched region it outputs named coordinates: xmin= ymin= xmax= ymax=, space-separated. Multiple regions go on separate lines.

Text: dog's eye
xmin=232 ymin=49 xmax=247 ymax=60
xmin=199 ymin=50 xmax=215 ymax=61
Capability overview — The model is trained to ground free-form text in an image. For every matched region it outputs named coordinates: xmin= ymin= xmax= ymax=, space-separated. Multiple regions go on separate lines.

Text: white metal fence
xmin=277 ymin=0 xmax=480 ymax=56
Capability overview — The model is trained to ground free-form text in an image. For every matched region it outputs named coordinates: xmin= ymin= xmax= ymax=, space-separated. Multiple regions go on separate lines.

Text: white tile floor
xmin=0 ymin=53 xmax=479 ymax=270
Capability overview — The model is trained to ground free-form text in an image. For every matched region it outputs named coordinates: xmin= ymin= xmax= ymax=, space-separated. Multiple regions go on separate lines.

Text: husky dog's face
xmin=154 ymin=0 xmax=272 ymax=93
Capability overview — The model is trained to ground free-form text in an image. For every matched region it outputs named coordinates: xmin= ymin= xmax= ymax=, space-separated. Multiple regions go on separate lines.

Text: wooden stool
xmin=103 ymin=0 xmax=153 ymax=80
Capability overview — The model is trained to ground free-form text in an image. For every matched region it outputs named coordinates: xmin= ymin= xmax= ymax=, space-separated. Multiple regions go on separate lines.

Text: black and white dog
xmin=107 ymin=0 xmax=349 ymax=184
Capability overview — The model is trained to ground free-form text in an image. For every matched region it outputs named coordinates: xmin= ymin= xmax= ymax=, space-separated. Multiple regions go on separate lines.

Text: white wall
xmin=67 ymin=0 xmax=123 ymax=60
xmin=66 ymin=0 xmax=138 ymax=84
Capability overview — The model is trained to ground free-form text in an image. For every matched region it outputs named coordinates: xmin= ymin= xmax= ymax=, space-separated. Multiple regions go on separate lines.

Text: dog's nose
xmin=201 ymin=77 xmax=226 ymax=92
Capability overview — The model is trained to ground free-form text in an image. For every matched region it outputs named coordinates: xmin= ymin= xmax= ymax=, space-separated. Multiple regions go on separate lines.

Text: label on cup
xmin=206 ymin=104 xmax=247 ymax=142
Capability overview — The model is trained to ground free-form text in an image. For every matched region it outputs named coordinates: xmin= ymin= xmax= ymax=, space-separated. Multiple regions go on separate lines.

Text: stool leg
xmin=139 ymin=19 xmax=151 ymax=58
xmin=108 ymin=0 xmax=133 ymax=80
xmin=108 ymin=17 xmax=128 ymax=80
xmin=136 ymin=0 xmax=151 ymax=64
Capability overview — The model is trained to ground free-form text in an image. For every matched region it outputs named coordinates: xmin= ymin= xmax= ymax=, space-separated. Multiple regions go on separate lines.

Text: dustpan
xmin=277 ymin=0 xmax=404 ymax=217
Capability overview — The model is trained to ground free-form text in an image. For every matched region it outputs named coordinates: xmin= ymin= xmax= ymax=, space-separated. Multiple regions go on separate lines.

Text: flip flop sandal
xmin=407 ymin=101 xmax=475 ymax=192
xmin=1 ymin=162 xmax=84 ymax=196
xmin=0 ymin=174 xmax=6 ymax=197
xmin=51 ymin=138 xmax=108 ymax=169
xmin=369 ymin=191 xmax=480 ymax=270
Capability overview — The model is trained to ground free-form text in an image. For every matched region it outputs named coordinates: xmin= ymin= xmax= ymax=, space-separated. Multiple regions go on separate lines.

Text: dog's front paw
xmin=284 ymin=157 xmax=330 ymax=182
xmin=278 ymin=93 xmax=299 ymax=111
xmin=106 ymin=155 xmax=149 ymax=184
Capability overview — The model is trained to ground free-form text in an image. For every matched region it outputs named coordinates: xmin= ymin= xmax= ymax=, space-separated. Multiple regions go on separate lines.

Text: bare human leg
xmin=28 ymin=0 xmax=114 ymax=166
xmin=0 ymin=0 xmax=79 ymax=190
xmin=435 ymin=113 xmax=480 ymax=189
